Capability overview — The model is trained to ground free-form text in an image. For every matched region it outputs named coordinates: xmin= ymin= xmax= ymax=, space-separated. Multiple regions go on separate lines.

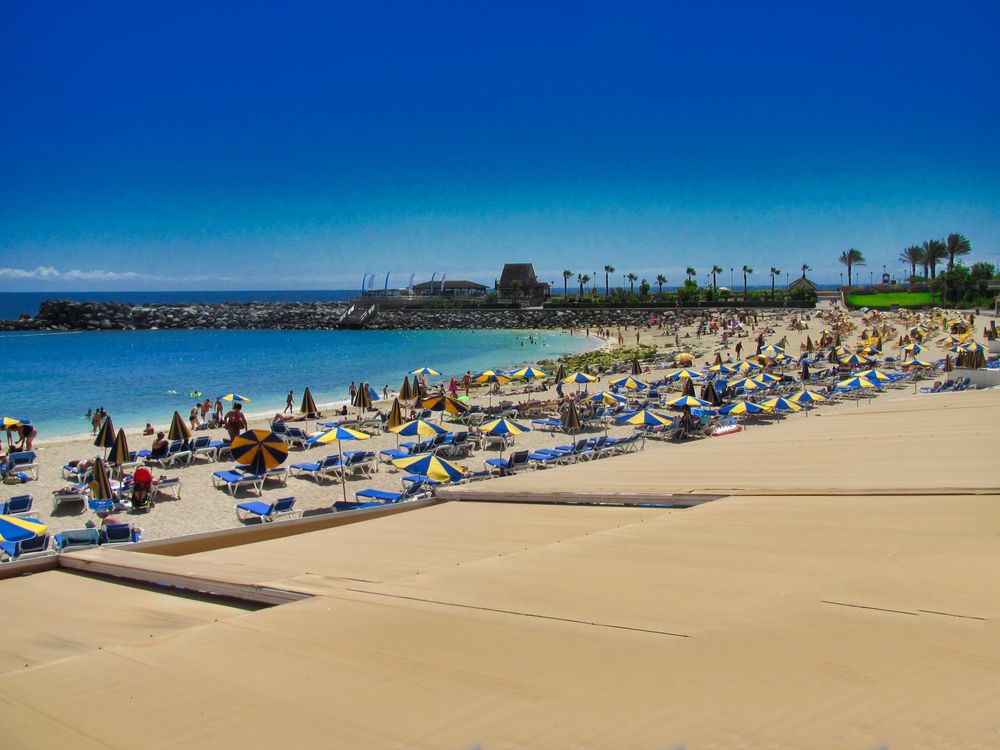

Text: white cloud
xmin=0 ymin=266 xmax=142 ymax=281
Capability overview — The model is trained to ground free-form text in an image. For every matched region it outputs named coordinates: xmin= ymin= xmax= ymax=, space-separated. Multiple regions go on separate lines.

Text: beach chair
xmin=52 ymin=485 xmax=90 ymax=512
xmin=484 ymin=450 xmax=531 ymax=475
xmin=256 ymin=466 xmax=289 ymax=486
xmin=531 ymin=418 xmax=562 ymax=432
xmin=99 ymin=523 xmax=141 ymax=545
xmin=53 ymin=528 xmax=101 ymax=552
xmin=290 ymin=454 xmax=343 ymax=483
xmin=401 ymin=473 xmax=441 ymax=489
xmin=331 ymin=500 xmax=382 ymax=512
xmin=0 ymin=494 xmax=37 ymax=518
xmin=234 ymin=496 xmax=298 ymax=523
xmin=528 ymin=449 xmax=563 ymax=468
xmin=441 ymin=431 xmax=473 ymax=458
xmin=1 ymin=533 xmax=53 ymax=561
xmin=353 ymin=480 xmax=433 ymax=505
xmin=336 ymin=451 xmax=378 ymax=479
xmin=269 ymin=421 xmax=288 ymax=434
xmin=284 ymin=427 xmax=311 ymax=449
xmin=155 ymin=476 xmax=182 ymax=499
xmin=379 ymin=447 xmax=411 ymax=464
xmin=147 ymin=441 xmax=192 ymax=468
xmin=190 ymin=435 xmax=219 ymax=462
xmin=212 ymin=469 xmax=264 ymax=496
xmin=458 ymin=469 xmax=492 ymax=483
xmin=8 ymin=451 xmax=39 ymax=480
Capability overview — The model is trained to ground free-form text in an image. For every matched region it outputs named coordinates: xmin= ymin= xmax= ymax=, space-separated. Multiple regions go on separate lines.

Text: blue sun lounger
xmin=1 ymin=533 xmax=52 ymax=561
xmin=212 ymin=469 xmax=264 ymax=496
xmin=234 ymin=496 xmax=298 ymax=523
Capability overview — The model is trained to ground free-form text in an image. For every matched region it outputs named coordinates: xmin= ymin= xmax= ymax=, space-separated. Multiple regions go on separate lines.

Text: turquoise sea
xmin=5 ymin=328 xmax=598 ymax=440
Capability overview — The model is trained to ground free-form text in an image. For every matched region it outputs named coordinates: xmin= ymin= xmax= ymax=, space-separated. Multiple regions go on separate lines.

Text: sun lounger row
xmin=288 ymin=451 xmax=379 ymax=484
xmin=212 ymin=466 xmax=288 ymax=496
xmin=1 ymin=523 xmax=142 ymax=561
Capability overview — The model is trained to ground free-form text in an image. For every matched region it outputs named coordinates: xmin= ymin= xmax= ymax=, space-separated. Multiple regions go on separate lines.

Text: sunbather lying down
xmin=272 ymin=413 xmax=319 ymax=423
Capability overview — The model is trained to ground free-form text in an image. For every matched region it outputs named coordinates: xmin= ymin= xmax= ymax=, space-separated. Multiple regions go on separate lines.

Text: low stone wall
xmin=2 ymin=299 xmax=810 ymax=332
xmin=1 ymin=300 xmax=351 ymax=331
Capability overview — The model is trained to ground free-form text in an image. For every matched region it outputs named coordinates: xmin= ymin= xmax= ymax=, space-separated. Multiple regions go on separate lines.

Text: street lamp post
xmin=730 ymin=268 xmax=734 ymax=288
xmin=839 ymin=272 xmax=843 ymax=288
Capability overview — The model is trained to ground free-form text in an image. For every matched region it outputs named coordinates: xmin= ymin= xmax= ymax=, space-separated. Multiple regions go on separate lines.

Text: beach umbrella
xmin=953 ymin=340 xmax=986 ymax=353
xmin=682 ymin=378 xmax=696 ymax=397
xmin=700 ymin=380 xmax=723 ymax=406
xmin=299 ymin=387 xmax=318 ymax=416
xmin=665 ymin=395 xmax=710 ymax=409
xmin=718 ymin=400 xmax=766 ymax=416
xmin=591 ymin=390 xmax=628 ymax=406
xmin=788 ymin=390 xmax=827 ymax=404
xmin=219 ymin=393 xmax=252 ymax=403
xmin=801 ymin=362 xmax=811 ymax=382
xmin=666 ymin=368 xmax=702 ymax=381
xmin=409 ymin=366 xmax=441 ymax=377
xmin=510 ymin=366 xmax=549 ymax=380
xmin=110 ymin=428 xmax=130 ymax=468
xmin=562 ymin=371 xmax=598 ymax=384
xmin=736 ymin=359 xmax=762 ymax=373
xmin=554 ymin=363 xmax=567 ymax=382
xmin=839 ymin=353 xmax=872 ymax=367
xmin=675 ymin=352 xmax=695 ymax=365
xmin=760 ymin=344 xmax=785 ymax=357
xmin=904 ymin=358 xmax=935 ymax=369
xmin=0 ymin=514 xmax=47 ymax=543
xmin=805 ymin=335 xmax=814 ymax=352
xmin=836 ymin=376 xmax=877 ymax=389
xmin=855 ymin=369 xmax=892 ymax=383
xmin=630 ymin=358 xmax=642 ymax=376
xmin=390 ymin=418 xmax=447 ymax=437
xmin=608 ymin=375 xmax=649 ymax=390
xmin=352 ymin=381 xmax=373 ymax=414
xmin=391 ymin=453 xmax=467 ymax=483
xmin=386 ymin=398 xmax=404 ymax=430
xmin=418 ymin=394 xmax=471 ymax=421
xmin=712 ymin=352 xmax=723 ymax=367
xmin=936 ymin=334 xmax=963 ymax=346
xmin=617 ymin=410 xmax=675 ymax=427
xmin=561 ymin=400 xmax=582 ymax=434
xmin=230 ymin=429 xmax=289 ymax=476
xmin=759 ymin=396 xmax=802 ymax=413
xmin=707 ymin=363 xmax=739 ymax=375
xmin=398 ymin=376 xmax=415 ymax=402
xmin=167 ymin=411 xmax=192 ymax=442
xmin=89 ymin=459 xmax=115 ymax=502
xmin=94 ymin=416 xmax=116 ymax=456
xmin=944 ymin=354 xmax=953 ymax=372
xmin=729 ymin=377 xmax=763 ymax=391
xmin=479 ymin=417 xmax=531 ymax=458
xmin=751 ymin=372 xmax=781 ymax=384
xmin=308 ymin=424 xmax=370 ymax=502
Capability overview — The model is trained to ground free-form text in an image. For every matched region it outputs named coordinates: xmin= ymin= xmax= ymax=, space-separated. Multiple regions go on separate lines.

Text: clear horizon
xmin=2 ymin=1 xmax=998 ymax=291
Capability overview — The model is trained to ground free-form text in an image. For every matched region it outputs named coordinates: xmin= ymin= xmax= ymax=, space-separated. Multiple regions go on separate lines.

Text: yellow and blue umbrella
xmin=729 ymin=377 xmax=764 ymax=391
xmin=718 ymin=400 xmax=766 ymax=416
xmin=839 ymin=352 xmax=873 ymax=366
xmin=855 ymin=369 xmax=892 ymax=383
xmin=110 ymin=428 xmax=130 ymax=467
xmin=936 ymin=334 xmax=963 ymax=346
xmin=665 ymin=395 xmax=711 ymax=408
xmin=901 ymin=343 xmax=923 ymax=354
xmin=708 ymin=363 xmax=739 ymax=374
xmin=836 ymin=376 xmax=877 ymax=389
xmin=307 ymin=424 xmax=370 ymax=501
xmin=90 ymin=458 xmax=115 ymax=501
xmin=608 ymin=375 xmax=649 ymax=390
xmin=788 ymin=390 xmax=827 ymax=404
xmin=904 ymin=358 xmax=935 ymax=368
xmin=751 ymin=372 xmax=781 ymax=384
xmin=419 ymin=395 xmax=471 ymax=417
xmin=475 ymin=370 xmax=511 ymax=384
xmin=0 ymin=514 xmax=47 ymax=543
xmin=510 ymin=365 xmax=549 ymax=380
xmin=386 ymin=398 xmax=404 ymax=431
xmin=759 ymin=396 xmax=802 ymax=413
xmin=617 ymin=410 xmax=675 ymax=427
xmin=300 ymin=387 xmax=318 ymax=416
xmin=590 ymin=390 xmax=628 ymax=406
xmin=1 ymin=416 xmax=22 ymax=428
xmin=352 ymin=382 xmax=373 ymax=412
xmin=737 ymin=360 xmax=762 ymax=372
xmin=398 ymin=376 xmax=415 ymax=402
xmin=219 ymin=393 xmax=252 ymax=403
xmin=390 ymin=418 xmax=447 ymax=437
xmin=554 ymin=363 xmax=567 ymax=382
xmin=409 ymin=366 xmax=441 ymax=377
xmin=94 ymin=416 xmax=116 ymax=455
xmin=562 ymin=371 xmax=598 ymax=384
xmin=952 ymin=341 xmax=986 ymax=353
xmin=230 ymin=429 xmax=289 ymax=475
xmin=391 ymin=453 xmax=467 ymax=483
xmin=561 ymin=400 xmax=582 ymax=433
xmin=168 ymin=411 xmax=192 ymax=441
xmin=479 ymin=417 xmax=531 ymax=436
xmin=759 ymin=344 xmax=785 ymax=357
xmin=666 ymin=369 xmax=702 ymax=381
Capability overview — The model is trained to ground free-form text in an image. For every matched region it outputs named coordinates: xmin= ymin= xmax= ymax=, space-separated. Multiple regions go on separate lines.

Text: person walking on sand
xmin=285 ymin=390 xmax=294 ymax=414
xmin=223 ymin=402 xmax=247 ymax=440
xmin=349 ymin=381 xmax=357 ymax=402
xmin=463 ymin=371 xmax=471 ymax=396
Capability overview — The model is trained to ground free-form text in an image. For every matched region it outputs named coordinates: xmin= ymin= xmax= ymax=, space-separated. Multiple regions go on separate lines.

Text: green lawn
xmin=845 ymin=291 xmax=936 ymax=308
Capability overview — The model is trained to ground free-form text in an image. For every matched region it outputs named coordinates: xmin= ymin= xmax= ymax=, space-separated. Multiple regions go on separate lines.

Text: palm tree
xmin=838 ymin=249 xmax=865 ymax=287
xmin=626 ymin=272 xmax=638 ymax=293
xmin=922 ymin=239 xmax=946 ymax=279
xmin=945 ymin=233 xmax=971 ymax=270
xmin=581 ymin=274 xmax=591 ymax=299
xmin=711 ymin=265 xmax=723 ymax=290
xmin=562 ymin=269 xmax=573 ymax=297
xmin=603 ymin=265 xmax=615 ymax=296
xmin=769 ymin=267 xmax=780 ymax=299
xmin=685 ymin=267 xmax=696 ymax=283
xmin=742 ymin=265 xmax=753 ymax=298
xmin=800 ymin=263 xmax=811 ymax=278
xmin=655 ymin=274 xmax=667 ymax=294
xmin=898 ymin=246 xmax=923 ymax=283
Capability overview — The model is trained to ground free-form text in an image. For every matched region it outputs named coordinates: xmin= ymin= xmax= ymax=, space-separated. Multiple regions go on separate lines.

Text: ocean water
xmin=4 ymin=328 xmax=597 ymax=440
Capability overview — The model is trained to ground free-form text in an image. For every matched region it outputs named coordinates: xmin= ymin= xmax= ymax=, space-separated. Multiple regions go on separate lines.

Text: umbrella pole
xmin=339 ymin=440 xmax=347 ymax=504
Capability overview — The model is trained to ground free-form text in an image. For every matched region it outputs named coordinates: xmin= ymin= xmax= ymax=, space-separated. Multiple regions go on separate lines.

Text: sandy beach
xmin=7 ymin=300 xmax=996 ymax=542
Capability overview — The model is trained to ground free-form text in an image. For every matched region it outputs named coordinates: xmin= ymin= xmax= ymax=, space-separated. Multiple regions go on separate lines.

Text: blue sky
xmin=1 ymin=0 xmax=998 ymax=290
